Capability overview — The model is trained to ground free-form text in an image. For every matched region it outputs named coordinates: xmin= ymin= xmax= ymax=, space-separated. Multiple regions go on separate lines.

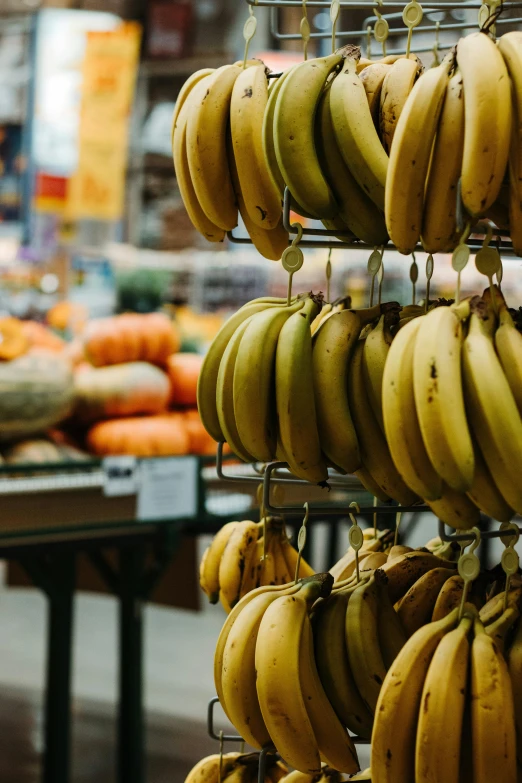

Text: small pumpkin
xmin=0 ymin=353 xmax=74 ymax=441
xmin=0 ymin=317 xmax=29 ymax=361
xmin=83 ymin=313 xmax=180 ymax=367
xmin=74 ymin=362 xmax=171 ymax=422
xmin=86 ymin=414 xmax=190 ymax=457
xmin=167 ymin=353 xmax=203 ymax=406
xmin=22 ymin=321 xmax=65 ymax=353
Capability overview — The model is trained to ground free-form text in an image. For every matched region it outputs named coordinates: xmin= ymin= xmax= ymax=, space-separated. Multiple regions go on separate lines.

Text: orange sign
xmin=66 ymin=22 xmax=141 ymax=221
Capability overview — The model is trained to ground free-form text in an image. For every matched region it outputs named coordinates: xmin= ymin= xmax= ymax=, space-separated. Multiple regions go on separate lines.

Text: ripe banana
xmin=462 ymin=301 xmax=522 ymax=513
xmin=275 ymin=296 xmax=328 ymax=485
xmin=197 ymin=297 xmax=289 ymax=442
xmin=274 ymin=53 xmax=342 ymax=217
xmin=219 ymin=520 xmax=259 ymax=609
xmin=485 ymin=604 xmax=520 ymax=655
xmin=185 ymin=754 xmax=241 ymax=783
xmin=380 ymin=551 xmax=456 ymax=604
xmin=396 ymin=566 xmax=456 ymax=637
xmin=376 ymin=576 xmax=408 ymax=667
xmin=262 ymin=67 xmax=294 ymax=197
xmin=466 ymin=440 xmax=514 ymax=522
xmin=271 ymin=532 xmax=293 ymax=585
xmin=280 ymin=534 xmax=315 ymax=581
xmin=415 ymin=614 xmax=473 ymax=783
xmin=471 ymin=618 xmax=517 ymax=783
xmin=348 ymin=339 xmax=418 ymax=505
xmin=499 ymin=32 xmax=522 ymax=203
xmin=425 ymin=482 xmax=480 ymax=531
xmin=230 ymin=65 xmax=282 ymax=229
xmin=173 ymin=79 xmax=226 ymax=243
xmin=216 ymin=318 xmax=255 ymax=462
xmin=313 ymin=587 xmax=374 ymax=738
xmin=316 ymin=85 xmax=388 ymax=245
xmin=362 ymin=312 xmax=394 ymax=432
xmin=234 ymin=299 xmax=305 ymax=461
xmin=228 ymin=135 xmax=288 ymax=261
xmin=330 ymin=56 xmax=388 ymax=210
xmin=382 ymin=316 xmax=442 ymax=500
xmin=457 ymin=32 xmax=511 ymax=217
xmin=256 ymin=579 xmax=327 ymax=773
xmin=385 ymin=56 xmax=452 ymax=254
xmin=299 ymin=617 xmax=359 ymax=773
xmin=171 ymin=68 xmax=214 ymax=148
xmin=432 ymin=575 xmax=465 ymax=622
xmin=413 ymin=299 xmax=474 ymax=492
xmin=422 ymin=69 xmax=464 ymax=253
xmin=507 ymin=617 xmax=522 ymax=765
xmin=200 ymin=521 xmax=239 ymax=603
xmin=359 ymin=61 xmax=392 ymax=125
xmin=380 ymin=56 xmax=421 ymax=153
xmin=186 ymin=64 xmax=241 ymax=230
xmin=345 ymin=575 xmax=387 ymax=714
xmin=371 ymin=608 xmax=459 ymax=783
xmin=356 ymin=467 xmax=391 ymax=502
xmin=495 ymin=301 xmax=522 ymax=417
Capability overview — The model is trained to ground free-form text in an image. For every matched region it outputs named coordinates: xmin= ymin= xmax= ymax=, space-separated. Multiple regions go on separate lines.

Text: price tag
xmin=103 ymin=456 xmax=137 ymax=497
xmin=137 ymin=457 xmax=198 ymax=521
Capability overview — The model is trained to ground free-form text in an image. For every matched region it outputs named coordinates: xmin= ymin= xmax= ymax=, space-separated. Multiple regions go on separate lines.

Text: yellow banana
xmin=200 ymin=521 xmax=239 ymax=603
xmin=413 ymin=299 xmax=474 ymax=492
xmin=425 ymin=482 xmax=480 ymax=531
xmin=415 ymin=615 xmax=473 ymax=783
xmin=356 ymin=466 xmax=391 ymax=502
xmin=458 ymin=32 xmax=511 ymax=217
xmin=330 ymin=56 xmax=388 ymax=210
xmin=376 ymin=575 xmax=408 ymax=667
xmin=234 ymin=299 xmax=305 ymax=461
xmin=371 ymin=609 xmax=460 ymax=783
xmin=219 ymin=520 xmax=260 ymax=609
xmin=216 ymin=318 xmax=256 ymax=462
xmin=271 ymin=531 xmax=293 ymax=585
xmin=186 ymin=64 xmax=241 ymax=230
xmin=230 ymin=65 xmax=282 ymax=229
xmin=185 ymin=754 xmax=241 ymax=783
xmin=495 ymin=301 xmax=522 ymax=417
xmin=396 ymin=567 xmax=456 ymax=637
xmin=380 ymin=551 xmax=456 ymax=604
xmin=348 ymin=339 xmax=418 ymax=505
xmin=466 ymin=439 xmax=514 ymax=522
xmin=280 ymin=533 xmax=315 ymax=580
xmin=382 ymin=315 xmax=443 ymax=500
xmin=462 ymin=301 xmax=522 ymax=513
xmin=171 ymin=67 xmax=214 ymax=148
xmin=256 ymin=580 xmax=327 ymax=773
xmin=312 ymin=304 xmax=385 ymax=476
xmin=313 ymin=588 xmax=374 ymax=738
xmin=276 ymin=296 xmax=328 ymax=485
xmin=274 ymin=53 xmax=342 ymax=218
xmin=359 ymin=61 xmax=392 ymax=125
xmin=385 ymin=56 xmax=452 ymax=254
xmin=379 ymin=56 xmax=421 ymax=153
xmin=172 ymin=79 xmax=225 ymax=243
xmin=471 ymin=618 xmax=517 ymax=783
xmin=422 ymin=69 xmax=464 ymax=253
xmin=485 ymin=604 xmax=520 ymax=655
xmin=507 ymin=617 xmax=522 ymax=765
xmin=432 ymin=574 xmax=465 ymax=622
xmin=299 ymin=616 xmax=359 ymax=773
xmin=362 ymin=312 xmax=394 ymax=432
xmin=499 ymin=32 xmax=522 ymax=255
xmin=262 ymin=67 xmax=294 ymax=197
xmin=316 ymin=85 xmax=388 ymax=245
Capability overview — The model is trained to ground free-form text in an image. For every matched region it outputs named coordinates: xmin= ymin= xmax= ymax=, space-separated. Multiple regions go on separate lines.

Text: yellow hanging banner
xmin=66 ymin=22 xmax=141 ymax=221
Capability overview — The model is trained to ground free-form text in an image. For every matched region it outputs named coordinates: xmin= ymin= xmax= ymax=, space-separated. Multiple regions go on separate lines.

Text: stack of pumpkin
xmin=0 ymin=311 xmax=214 ymax=461
xmin=73 ymin=312 xmax=214 ymax=457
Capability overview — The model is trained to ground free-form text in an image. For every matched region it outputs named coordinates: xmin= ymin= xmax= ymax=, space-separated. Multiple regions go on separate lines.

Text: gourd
xmin=22 ymin=321 xmax=65 ymax=353
xmin=0 ymin=318 xmax=29 ymax=361
xmin=0 ymin=353 xmax=75 ymax=441
xmin=83 ymin=313 xmax=180 ymax=367
xmin=74 ymin=362 xmax=170 ymax=422
xmin=86 ymin=414 xmax=190 ymax=457
xmin=167 ymin=353 xmax=203 ymax=406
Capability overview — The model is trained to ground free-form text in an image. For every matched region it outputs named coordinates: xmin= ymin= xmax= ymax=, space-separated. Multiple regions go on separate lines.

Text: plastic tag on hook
xmin=243 ymin=13 xmax=257 ymax=44
xmin=410 ymin=256 xmax=419 ymax=284
xmin=475 ymin=229 xmax=500 ymax=279
xmin=452 ymin=243 xmax=470 ymax=273
xmin=282 ymin=245 xmax=304 ymax=274
xmin=330 ymin=0 xmax=340 ymax=25
xmin=500 ymin=520 xmax=520 ymax=549
xmin=300 ymin=16 xmax=311 ymax=43
xmin=367 ymin=248 xmax=382 ymax=276
xmin=403 ymin=0 xmax=423 ymax=29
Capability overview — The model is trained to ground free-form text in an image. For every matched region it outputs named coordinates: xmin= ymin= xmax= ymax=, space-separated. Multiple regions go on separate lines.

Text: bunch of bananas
xmin=199 ymin=517 xmax=313 ymax=611
xmin=382 ymin=286 xmax=522 ymax=529
xmin=370 ymin=600 xmax=522 ymax=782
xmin=184 ymin=751 xmax=287 ymax=783
xmin=214 ymin=571 xmax=361 ymax=774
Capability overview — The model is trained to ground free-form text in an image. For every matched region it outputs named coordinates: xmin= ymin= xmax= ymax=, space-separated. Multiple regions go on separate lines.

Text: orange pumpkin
xmin=184 ymin=408 xmax=218 ymax=455
xmin=74 ymin=362 xmax=171 ymax=422
xmin=47 ymin=301 xmax=88 ymax=334
xmin=167 ymin=353 xmax=203 ymax=406
xmin=83 ymin=313 xmax=180 ymax=367
xmin=86 ymin=414 xmax=190 ymax=457
xmin=22 ymin=321 xmax=65 ymax=353
xmin=0 ymin=317 xmax=29 ymax=361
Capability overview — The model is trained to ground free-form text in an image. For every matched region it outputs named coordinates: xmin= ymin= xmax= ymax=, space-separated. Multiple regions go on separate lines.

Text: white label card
xmin=103 ymin=456 xmax=138 ymax=497
xmin=137 ymin=457 xmax=198 ymax=521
